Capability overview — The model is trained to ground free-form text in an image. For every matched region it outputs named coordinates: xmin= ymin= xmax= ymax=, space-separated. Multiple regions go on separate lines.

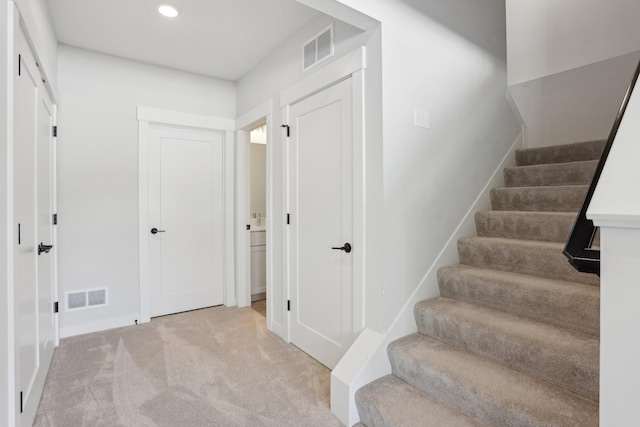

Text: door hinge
xmin=18 ymin=54 xmax=21 ymax=76
xmin=287 ymin=300 xmax=291 ymax=311
xmin=54 ymin=301 xmax=59 ymax=313
xmin=20 ymin=391 xmax=23 ymax=413
xmin=52 ymin=126 xmax=57 ymax=137
xmin=287 ymin=214 xmax=290 ymax=225
xmin=246 ymin=224 xmax=251 ymax=230
xmin=281 ymin=124 xmax=290 ymax=137
xmin=53 ymin=213 xmax=58 ymax=225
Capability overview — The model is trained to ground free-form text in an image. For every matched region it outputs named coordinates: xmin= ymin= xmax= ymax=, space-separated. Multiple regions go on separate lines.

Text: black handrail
xmin=563 ymin=59 xmax=640 ymax=275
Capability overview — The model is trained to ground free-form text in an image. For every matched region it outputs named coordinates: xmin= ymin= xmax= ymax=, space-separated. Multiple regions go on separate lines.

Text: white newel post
xmin=587 ymin=75 xmax=640 ymax=427
xmin=593 ymin=227 xmax=640 ymax=426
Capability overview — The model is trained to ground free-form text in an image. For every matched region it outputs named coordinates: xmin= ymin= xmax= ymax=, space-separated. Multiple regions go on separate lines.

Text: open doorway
xmin=249 ymin=124 xmax=267 ymax=316
xmin=235 ymin=100 xmax=278 ymax=333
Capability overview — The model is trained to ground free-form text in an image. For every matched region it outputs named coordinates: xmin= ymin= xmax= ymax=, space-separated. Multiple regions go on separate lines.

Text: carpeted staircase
xmin=355 ymin=140 xmax=604 ymax=426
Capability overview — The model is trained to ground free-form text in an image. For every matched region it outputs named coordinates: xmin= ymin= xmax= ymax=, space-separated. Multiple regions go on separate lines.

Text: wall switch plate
xmin=414 ymin=107 xmax=430 ymax=129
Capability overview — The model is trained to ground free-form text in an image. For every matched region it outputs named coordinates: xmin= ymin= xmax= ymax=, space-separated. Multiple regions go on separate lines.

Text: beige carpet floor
xmin=34 ymin=306 xmax=342 ymax=427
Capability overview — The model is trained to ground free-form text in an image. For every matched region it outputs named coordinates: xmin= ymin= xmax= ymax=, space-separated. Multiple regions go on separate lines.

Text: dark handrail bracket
xmin=564 ymin=59 xmax=640 ymax=276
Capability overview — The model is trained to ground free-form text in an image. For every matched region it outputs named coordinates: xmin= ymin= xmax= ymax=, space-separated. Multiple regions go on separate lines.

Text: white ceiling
xmin=48 ymin=0 xmax=319 ymax=81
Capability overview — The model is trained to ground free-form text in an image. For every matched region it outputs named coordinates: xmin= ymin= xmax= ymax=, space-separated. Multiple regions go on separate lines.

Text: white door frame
xmin=281 ymin=47 xmax=367 ymax=342
xmin=235 ymin=100 xmax=274 ymax=312
xmin=51 ymin=103 xmax=59 ymax=347
xmin=137 ymin=106 xmax=235 ymax=323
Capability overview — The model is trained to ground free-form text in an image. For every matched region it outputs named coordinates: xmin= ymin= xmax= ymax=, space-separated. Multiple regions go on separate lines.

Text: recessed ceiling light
xmin=158 ymin=4 xmax=179 ymax=18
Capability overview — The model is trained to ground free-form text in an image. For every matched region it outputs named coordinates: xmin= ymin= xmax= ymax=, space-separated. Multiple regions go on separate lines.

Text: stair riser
xmin=490 ymin=186 xmax=588 ymax=212
xmin=438 ymin=267 xmax=600 ymax=336
xmin=388 ymin=335 xmax=598 ymax=427
xmin=356 ymin=139 xmax=603 ymax=427
xmin=389 ymin=358 xmax=534 ymax=427
xmin=475 ymin=211 xmax=575 ymax=243
xmin=516 ymin=140 xmax=605 ymax=166
xmin=504 ymin=161 xmax=597 ymax=187
xmin=457 ymin=238 xmax=600 ymax=286
xmin=414 ymin=299 xmax=599 ymax=400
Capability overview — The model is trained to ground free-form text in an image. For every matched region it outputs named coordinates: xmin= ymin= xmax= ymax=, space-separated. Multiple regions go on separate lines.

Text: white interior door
xmin=148 ymin=125 xmax=224 ymax=317
xmin=14 ymin=27 xmax=56 ymax=425
xmin=288 ymin=78 xmax=356 ymax=369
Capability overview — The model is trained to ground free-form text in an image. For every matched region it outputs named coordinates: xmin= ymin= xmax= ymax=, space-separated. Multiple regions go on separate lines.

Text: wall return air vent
xmin=303 ymin=24 xmax=334 ymax=72
xmin=66 ymin=288 xmax=108 ymax=312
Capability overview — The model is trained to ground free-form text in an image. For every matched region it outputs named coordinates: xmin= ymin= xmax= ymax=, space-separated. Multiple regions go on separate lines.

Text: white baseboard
xmin=251 ymin=291 xmax=266 ymax=302
xmin=60 ymin=314 xmax=141 ymax=339
xmin=330 ymin=131 xmax=524 ymax=426
xmin=268 ymin=318 xmax=286 ymax=339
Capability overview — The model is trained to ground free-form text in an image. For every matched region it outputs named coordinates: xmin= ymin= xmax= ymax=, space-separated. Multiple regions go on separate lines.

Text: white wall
xmin=236 ymin=12 xmax=379 ymax=335
xmin=510 ymin=52 xmax=640 ymax=147
xmin=332 ymin=0 xmax=521 ymax=330
xmin=506 ymin=0 xmax=640 ymax=86
xmin=250 ymin=143 xmax=266 ymax=220
xmin=245 ymin=7 xmax=520 ymax=420
xmin=249 ymin=0 xmax=519 ymax=344
xmin=297 ymin=1 xmax=522 ymax=423
xmin=56 ymin=45 xmax=236 ymax=336
xmin=506 ymin=0 xmax=640 ymax=148
xmin=237 ymin=14 xmax=367 ymax=114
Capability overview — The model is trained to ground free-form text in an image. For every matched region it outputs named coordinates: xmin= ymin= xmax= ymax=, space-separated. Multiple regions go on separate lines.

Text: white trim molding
xmin=280 ymin=46 xmax=366 ymax=107
xmin=60 ymin=314 xmax=139 ymax=339
xmin=137 ymin=107 xmax=236 ymax=323
xmin=295 ymin=0 xmax=379 ymax=31
xmin=137 ymin=106 xmax=235 ymax=131
xmin=236 ymin=99 xmax=273 ymax=131
xmin=223 ymin=130 xmax=236 ymax=307
xmin=1 ymin=4 xmax=17 ymax=426
xmin=235 ymin=129 xmax=251 ymax=309
xmin=235 ymin=100 xmax=277 ymax=335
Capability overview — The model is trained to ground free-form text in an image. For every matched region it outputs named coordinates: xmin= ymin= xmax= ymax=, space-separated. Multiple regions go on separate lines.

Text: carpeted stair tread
xmin=438 ymin=265 xmax=599 ymax=336
xmin=388 ymin=333 xmax=598 ymax=427
xmin=413 ymin=297 xmax=599 ymax=400
xmin=515 ymin=140 xmax=606 ymax=166
xmin=504 ymin=160 xmax=598 ymax=187
xmin=490 ymin=185 xmax=588 ymax=212
xmin=355 ymin=375 xmax=482 ymax=427
xmin=457 ymin=236 xmax=600 ymax=286
xmin=475 ymin=210 xmax=576 ymax=243
xmin=356 ymin=140 xmax=602 ymax=426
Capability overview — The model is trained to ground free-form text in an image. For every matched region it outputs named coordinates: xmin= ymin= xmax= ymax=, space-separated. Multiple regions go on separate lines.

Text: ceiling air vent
xmin=302 ymin=24 xmax=334 ymax=72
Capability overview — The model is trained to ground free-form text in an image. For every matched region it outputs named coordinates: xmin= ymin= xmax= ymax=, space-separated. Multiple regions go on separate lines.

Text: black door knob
xmin=331 ymin=243 xmax=352 ymax=253
xmin=150 ymin=227 xmax=166 ymax=234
